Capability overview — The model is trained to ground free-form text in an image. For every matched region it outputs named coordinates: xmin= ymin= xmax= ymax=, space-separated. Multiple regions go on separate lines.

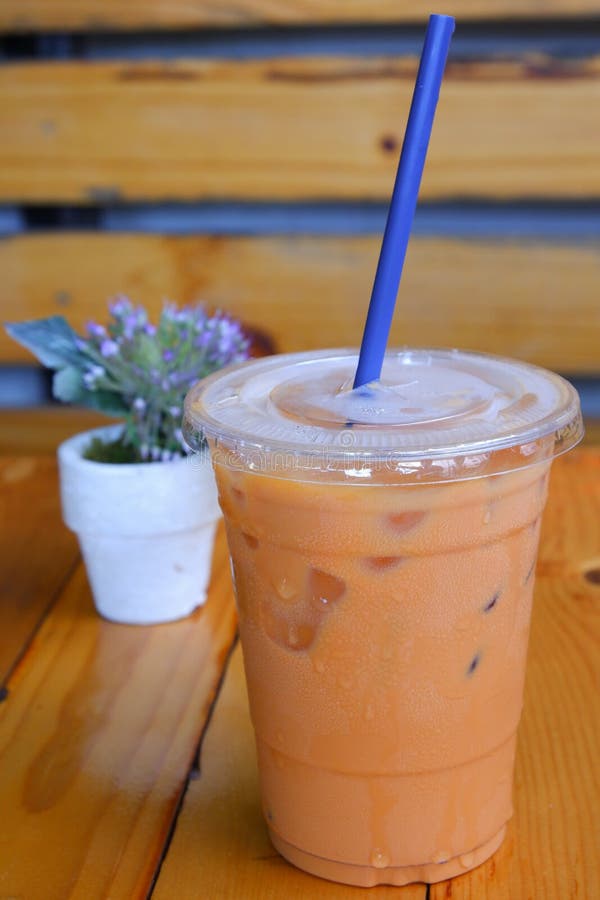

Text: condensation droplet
xmin=370 ymin=848 xmax=390 ymax=869
xmin=287 ymin=622 xmax=315 ymax=650
xmin=309 ymin=568 xmax=346 ymax=609
xmin=288 ymin=624 xmax=299 ymax=647
xmin=276 ymin=577 xmax=296 ymax=600
xmin=483 ymin=508 xmax=492 ymax=525
xmin=459 ymin=851 xmax=475 ymax=869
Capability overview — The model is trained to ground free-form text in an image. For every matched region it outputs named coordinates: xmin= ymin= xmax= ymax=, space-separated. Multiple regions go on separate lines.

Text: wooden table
xmin=0 ymin=451 xmax=598 ymax=899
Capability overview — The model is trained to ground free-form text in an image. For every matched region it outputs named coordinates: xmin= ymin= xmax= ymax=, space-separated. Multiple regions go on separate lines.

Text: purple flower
xmin=100 ymin=338 xmax=119 ymax=357
xmin=63 ymin=297 xmax=249 ymax=459
xmin=195 ymin=332 xmax=212 ymax=349
xmin=83 ymin=364 xmax=105 ymax=389
xmin=109 ymin=297 xmax=129 ymax=317
xmin=122 ymin=314 xmax=139 ymax=339
xmin=86 ymin=322 xmax=105 ymax=338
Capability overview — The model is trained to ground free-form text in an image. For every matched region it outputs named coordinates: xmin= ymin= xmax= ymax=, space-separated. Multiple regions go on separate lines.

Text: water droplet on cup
xmin=459 ymin=851 xmax=475 ymax=869
xmin=288 ymin=624 xmax=300 ymax=647
xmin=242 ymin=532 xmax=258 ymax=549
xmin=370 ymin=848 xmax=390 ymax=869
xmin=287 ymin=622 xmax=315 ymax=650
xmin=276 ymin=577 xmax=296 ymax=600
xmin=309 ymin=568 xmax=346 ymax=609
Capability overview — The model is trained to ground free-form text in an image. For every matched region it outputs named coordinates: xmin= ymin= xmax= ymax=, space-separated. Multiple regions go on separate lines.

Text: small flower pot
xmin=58 ymin=426 xmax=220 ymax=625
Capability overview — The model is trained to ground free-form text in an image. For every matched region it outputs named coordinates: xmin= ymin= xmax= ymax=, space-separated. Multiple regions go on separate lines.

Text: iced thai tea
xmin=184 ymin=349 xmax=582 ymax=886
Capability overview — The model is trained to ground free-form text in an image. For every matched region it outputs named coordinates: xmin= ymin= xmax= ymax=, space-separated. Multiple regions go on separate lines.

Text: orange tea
xmin=185 ymin=349 xmax=582 ymax=886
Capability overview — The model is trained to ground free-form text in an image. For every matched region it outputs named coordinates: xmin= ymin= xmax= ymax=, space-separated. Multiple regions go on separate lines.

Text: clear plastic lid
xmin=183 ymin=349 xmax=584 ymax=483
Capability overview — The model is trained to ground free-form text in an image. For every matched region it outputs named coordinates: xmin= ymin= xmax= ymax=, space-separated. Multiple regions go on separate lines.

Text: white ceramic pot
xmin=58 ymin=426 xmax=220 ymax=625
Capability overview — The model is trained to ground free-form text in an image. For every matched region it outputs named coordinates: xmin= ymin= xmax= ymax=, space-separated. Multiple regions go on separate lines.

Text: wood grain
xmin=154 ymin=452 xmax=599 ymax=899
xmin=2 ymin=56 xmax=600 ymax=202
xmin=0 ymin=457 xmax=78 ymax=685
xmin=0 ymin=408 xmax=120 ymax=455
xmin=2 ymin=233 xmax=600 ymax=373
xmin=1 ymin=0 xmax=598 ymax=31
xmin=152 ymin=642 xmax=426 ymax=899
xmin=429 ymin=450 xmax=600 ymax=899
xmin=0 ymin=523 xmax=238 ymax=900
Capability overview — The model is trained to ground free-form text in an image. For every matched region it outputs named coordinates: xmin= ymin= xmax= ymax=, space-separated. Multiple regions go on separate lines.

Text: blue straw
xmin=353 ymin=14 xmax=455 ymax=389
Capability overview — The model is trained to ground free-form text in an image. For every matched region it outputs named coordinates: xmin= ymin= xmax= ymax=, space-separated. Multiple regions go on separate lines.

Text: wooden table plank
xmin=152 ymin=642 xmax=426 ymax=899
xmin=1 ymin=0 xmax=599 ymax=32
xmin=0 ymin=410 xmax=120 ymax=456
xmin=429 ymin=450 xmax=600 ymax=899
xmin=2 ymin=234 xmax=600 ymax=375
xmin=0 ymin=457 xmax=79 ymax=686
xmin=0 ymin=523 xmax=237 ymax=900
xmin=2 ymin=56 xmax=600 ymax=202
xmin=155 ymin=451 xmax=598 ymax=899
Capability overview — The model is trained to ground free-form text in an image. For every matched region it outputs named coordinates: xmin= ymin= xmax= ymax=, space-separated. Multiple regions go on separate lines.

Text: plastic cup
xmin=183 ymin=348 xmax=583 ymax=887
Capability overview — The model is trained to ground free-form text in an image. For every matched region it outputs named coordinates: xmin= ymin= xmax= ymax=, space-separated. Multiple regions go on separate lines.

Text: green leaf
xmin=5 ymin=317 xmax=83 ymax=369
xmin=134 ymin=333 xmax=163 ymax=368
xmin=53 ymin=365 xmax=86 ymax=403
xmin=52 ymin=366 xmax=128 ymax=417
xmin=82 ymin=434 xmax=140 ymax=464
xmin=81 ymin=389 xmax=129 ymax=417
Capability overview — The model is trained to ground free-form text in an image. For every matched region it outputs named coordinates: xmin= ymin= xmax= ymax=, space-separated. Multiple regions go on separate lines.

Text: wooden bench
xmin=1 ymin=1 xmax=599 ymax=450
